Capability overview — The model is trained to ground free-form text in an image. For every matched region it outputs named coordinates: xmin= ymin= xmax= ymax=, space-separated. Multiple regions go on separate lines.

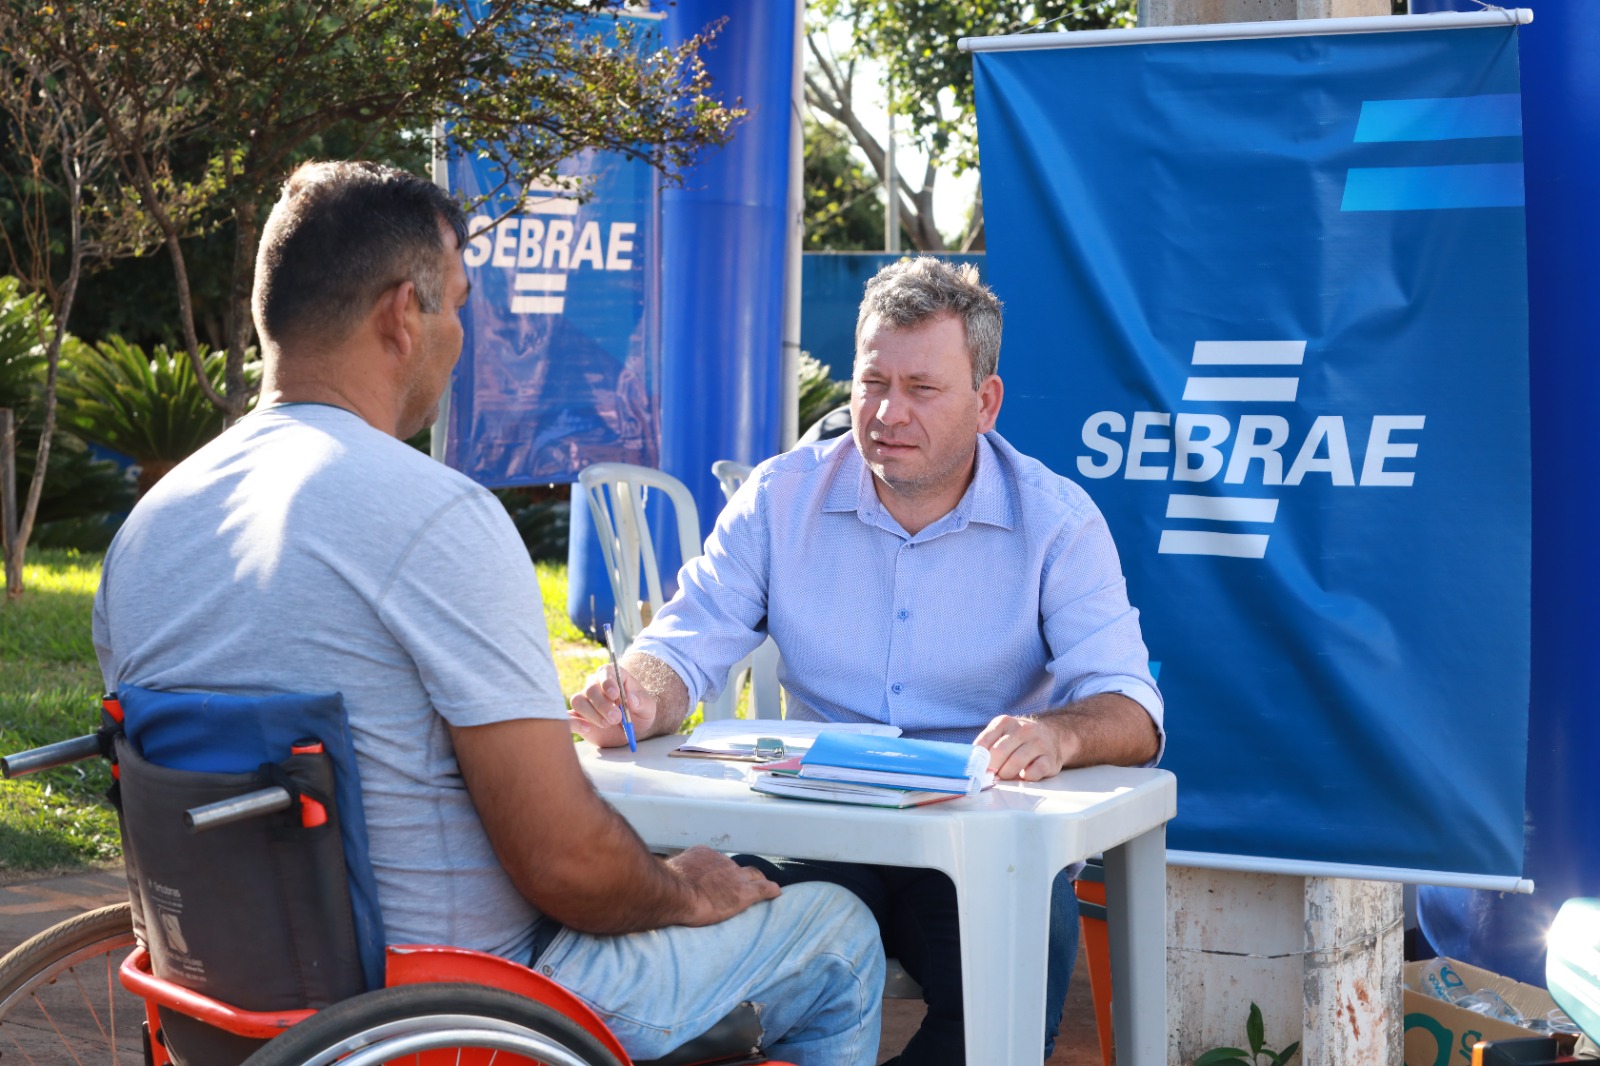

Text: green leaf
xmin=1276 ymin=1040 xmax=1300 ymax=1064
xmin=1194 ymin=1049 xmax=1250 ymax=1066
xmin=1247 ymin=1002 xmax=1265 ymax=1055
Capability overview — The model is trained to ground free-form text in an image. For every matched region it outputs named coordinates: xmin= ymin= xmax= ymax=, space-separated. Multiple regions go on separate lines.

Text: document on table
xmin=672 ymin=719 xmax=901 ymax=761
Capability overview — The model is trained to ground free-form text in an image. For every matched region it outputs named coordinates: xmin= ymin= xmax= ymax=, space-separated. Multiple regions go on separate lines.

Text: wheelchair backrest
xmin=114 ymin=686 xmax=384 ymax=1066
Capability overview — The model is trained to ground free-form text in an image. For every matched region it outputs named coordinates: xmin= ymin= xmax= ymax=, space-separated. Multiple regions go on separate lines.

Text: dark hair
xmin=855 ymin=257 xmax=1003 ymax=388
xmin=252 ymin=161 xmax=469 ymax=349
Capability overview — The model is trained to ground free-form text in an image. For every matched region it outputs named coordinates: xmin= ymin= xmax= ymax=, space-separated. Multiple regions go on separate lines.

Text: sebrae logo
xmin=461 ymin=180 xmax=639 ymax=316
xmin=1075 ymin=341 xmax=1424 ymax=560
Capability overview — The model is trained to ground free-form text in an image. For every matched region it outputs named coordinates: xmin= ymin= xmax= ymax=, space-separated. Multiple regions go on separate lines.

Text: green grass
xmin=0 ymin=552 xmax=718 ymax=879
xmin=535 ymin=560 xmax=609 ymax=699
xmin=0 ymin=550 xmax=121 ymax=878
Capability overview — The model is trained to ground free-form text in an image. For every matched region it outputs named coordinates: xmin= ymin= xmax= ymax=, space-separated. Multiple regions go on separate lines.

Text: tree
xmin=0 ymin=26 xmax=164 ymax=597
xmin=16 ymin=0 xmax=744 ymax=425
xmin=807 ymin=0 xmax=1134 ymax=252
xmin=803 ymin=116 xmax=884 ymax=251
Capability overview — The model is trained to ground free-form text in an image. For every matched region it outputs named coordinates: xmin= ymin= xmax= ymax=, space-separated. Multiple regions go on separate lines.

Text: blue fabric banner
xmin=443 ymin=16 xmax=660 ymax=487
xmin=974 ymin=24 xmax=1530 ymax=879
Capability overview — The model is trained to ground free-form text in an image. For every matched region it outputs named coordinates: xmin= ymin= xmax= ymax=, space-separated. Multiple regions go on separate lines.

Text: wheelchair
xmin=0 ymin=689 xmax=787 ymax=1066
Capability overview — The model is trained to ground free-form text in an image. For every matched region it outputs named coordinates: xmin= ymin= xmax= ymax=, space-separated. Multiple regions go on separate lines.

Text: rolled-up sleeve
xmin=1041 ymin=507 xmax=1166 ymax=765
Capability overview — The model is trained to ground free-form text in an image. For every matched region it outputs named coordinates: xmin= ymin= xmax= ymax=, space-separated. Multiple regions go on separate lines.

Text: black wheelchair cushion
xmin=636 ymin=1001 xmax=767 ymax=1066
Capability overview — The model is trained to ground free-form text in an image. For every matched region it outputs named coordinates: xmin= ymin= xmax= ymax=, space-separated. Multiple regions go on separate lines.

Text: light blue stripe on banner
xmin=1355 ymin=94 xmax=1522 ymax=143
xmin=1341 ymin=164 xmax=1524 ymax=212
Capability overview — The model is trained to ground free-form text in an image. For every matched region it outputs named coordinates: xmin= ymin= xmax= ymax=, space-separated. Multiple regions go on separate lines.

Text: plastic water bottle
xmin=1454 ymin=988 xmax=1525 ymax=1025
xmin=1416 ymin=959 xmax=1469 ymax=1004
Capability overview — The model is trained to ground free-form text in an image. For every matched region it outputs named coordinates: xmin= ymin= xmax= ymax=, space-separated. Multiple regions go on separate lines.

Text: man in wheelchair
xmin=91 ymin=160 xmax=885 ymax=1065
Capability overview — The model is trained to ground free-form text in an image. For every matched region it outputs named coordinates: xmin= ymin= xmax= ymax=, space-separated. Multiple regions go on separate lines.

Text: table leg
xmin=948 ymin=830 xmax=1053 ymax=1064
xmin=1104 ymin=823 xmax=1167 ymax=1066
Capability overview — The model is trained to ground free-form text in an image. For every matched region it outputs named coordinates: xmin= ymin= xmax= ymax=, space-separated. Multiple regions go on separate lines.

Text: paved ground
xmin=0 ymin=866 xmax=1109 ymax=1065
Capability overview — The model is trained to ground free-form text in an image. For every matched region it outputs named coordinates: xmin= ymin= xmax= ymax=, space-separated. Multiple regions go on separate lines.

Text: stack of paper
xmin=750 ymin=733 xmax=995 ymax=808
xmin=673 ymin=719 xmax=900 ymax=761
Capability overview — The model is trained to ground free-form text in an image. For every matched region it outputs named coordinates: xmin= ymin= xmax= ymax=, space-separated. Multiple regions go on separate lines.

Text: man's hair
xmin=253 ymin=161 xmax=469 ymax=349
xmin=854 ymin=256 xmax=1003 ymax=388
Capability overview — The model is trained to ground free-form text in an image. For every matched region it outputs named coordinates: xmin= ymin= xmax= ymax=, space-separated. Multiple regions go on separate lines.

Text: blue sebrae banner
xmin=443 ymin=15 xmax=660 ymax=487
xmin=974 ymin=24 xmax=1531 ymax=880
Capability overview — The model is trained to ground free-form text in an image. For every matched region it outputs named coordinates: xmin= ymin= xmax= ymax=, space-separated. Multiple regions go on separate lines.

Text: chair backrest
xmin=711 ymin=460 xmax=753 ymax=503
xmin=114 ymin=686 xmax=379 ymax=1066
xmin=703 ymin=460 xmax=785 ymax=722
xmin=578 ymin=463 xmax=703 ymax=652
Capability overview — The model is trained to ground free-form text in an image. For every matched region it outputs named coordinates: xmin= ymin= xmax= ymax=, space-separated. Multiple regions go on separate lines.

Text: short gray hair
xmin=854 ymin=257 xmax=1003 ymax=388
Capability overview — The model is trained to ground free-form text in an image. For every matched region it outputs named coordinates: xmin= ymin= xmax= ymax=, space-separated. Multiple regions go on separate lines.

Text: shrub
xmin=57 ymin=336 xmax=257 ymax=494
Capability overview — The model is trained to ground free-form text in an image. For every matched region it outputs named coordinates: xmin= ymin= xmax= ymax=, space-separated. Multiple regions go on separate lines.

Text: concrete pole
xmin=1143 ymin=0 xmax=1392 ymax=24
xmin=1132 ymin=3 xmax=1403 ymax=1063
xmin=780 ymin=0 xmax=804 ymax=449
xmin=885 ymin=72 xmax=900 ymax=254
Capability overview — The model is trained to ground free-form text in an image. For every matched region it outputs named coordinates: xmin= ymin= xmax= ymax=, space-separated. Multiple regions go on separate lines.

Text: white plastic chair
xmin=711 ymin=459 xmax=752 ymax=502
xmin=577 ymin=462 xmax=759 ymax=721
xmin=708 ymin=460 xmax=784 ymax=721
xmin=577 ymin=462 xmax=700 ymax=654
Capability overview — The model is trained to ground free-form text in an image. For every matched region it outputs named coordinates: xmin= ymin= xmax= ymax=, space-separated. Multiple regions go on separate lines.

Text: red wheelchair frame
xmin=1 ymin=703 xmax=788 ymax=1066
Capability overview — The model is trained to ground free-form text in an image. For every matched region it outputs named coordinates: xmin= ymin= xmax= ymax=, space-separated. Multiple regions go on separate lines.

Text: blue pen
xmin=602 ymin=624 xmax=637 ymax=752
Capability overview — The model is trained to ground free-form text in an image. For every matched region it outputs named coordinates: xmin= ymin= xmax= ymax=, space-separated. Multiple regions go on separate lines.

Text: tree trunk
xmin=224 ymin=198 xmax=261 ymax=425
xmin=1 ymin=408 xmax=19 ymax=598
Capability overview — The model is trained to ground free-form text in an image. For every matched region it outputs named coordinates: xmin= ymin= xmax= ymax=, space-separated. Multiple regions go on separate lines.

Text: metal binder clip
xmin=754 ymin=737 xmax=786 ymax=761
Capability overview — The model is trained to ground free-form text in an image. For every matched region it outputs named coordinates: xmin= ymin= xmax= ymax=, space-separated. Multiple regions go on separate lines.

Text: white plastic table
xmin=580 ymin=737 xmax=1177 ymax=1065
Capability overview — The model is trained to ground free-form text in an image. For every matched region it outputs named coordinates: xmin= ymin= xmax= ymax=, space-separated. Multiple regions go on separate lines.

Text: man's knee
xmin=777 ymin=882 xmax=886 ymax=985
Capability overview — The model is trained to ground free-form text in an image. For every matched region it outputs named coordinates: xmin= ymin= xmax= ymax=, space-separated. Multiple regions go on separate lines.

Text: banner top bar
xmin=959 ymin=10 xmax=1532 ymax=53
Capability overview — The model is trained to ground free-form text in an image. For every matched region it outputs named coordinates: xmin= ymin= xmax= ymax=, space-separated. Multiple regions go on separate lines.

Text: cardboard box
xmin=1404 ymin=957 xmax=1575 ymax=1066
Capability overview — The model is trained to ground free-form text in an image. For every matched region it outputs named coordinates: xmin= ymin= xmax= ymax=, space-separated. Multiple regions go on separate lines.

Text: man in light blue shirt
xmin=571 ymin=256 xmax=1163 ymax=1064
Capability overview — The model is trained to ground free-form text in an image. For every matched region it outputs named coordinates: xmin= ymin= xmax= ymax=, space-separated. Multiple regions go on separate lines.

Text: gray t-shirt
xmin=93 ymin=404 xmax=567 ymax=961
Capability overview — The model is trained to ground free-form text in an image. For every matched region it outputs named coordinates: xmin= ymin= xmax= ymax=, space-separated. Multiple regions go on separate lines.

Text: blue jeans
xmin=736 ymin=857 xmax=1080 ymax=1066
xmin=534 ymin=881 xmax=885 ymax=1065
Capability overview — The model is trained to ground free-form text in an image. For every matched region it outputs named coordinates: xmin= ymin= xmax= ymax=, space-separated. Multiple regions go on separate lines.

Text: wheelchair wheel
xmin=238 ymin=981 xmax=625 ymax=1066
xmin=0 ymin=901 xmax=143 ymax=1063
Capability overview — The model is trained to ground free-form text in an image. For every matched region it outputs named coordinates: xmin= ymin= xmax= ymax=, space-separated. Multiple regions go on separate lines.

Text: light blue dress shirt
xmin=633 ymin=431 xmax=1164 ymax=755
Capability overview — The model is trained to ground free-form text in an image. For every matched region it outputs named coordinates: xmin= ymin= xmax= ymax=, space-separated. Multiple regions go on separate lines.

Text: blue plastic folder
xmin=798 ymin=733 xmax=994 ymax=795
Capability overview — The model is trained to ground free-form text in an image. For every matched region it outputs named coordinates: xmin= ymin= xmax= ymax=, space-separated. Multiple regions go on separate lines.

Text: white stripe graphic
xmin=511 ymin=295 xmax=564 ymax=315
xmin=1158 ymin=531 xmax=1271 ymax=558
xmin=524 ymin=195 xmax=578 ymax=215
xmin=514 ymin=273 xmax=568 ymax=293
xmin=1182 ymin=377 xmax=1299 ymax=403
xmin=523 ymin=178 xmax=581 ymax=215
xmin=1192 ymin=341 xmax=1306 ymax=365
xmin=1165 ymin=495 xmax=1279 ymax=523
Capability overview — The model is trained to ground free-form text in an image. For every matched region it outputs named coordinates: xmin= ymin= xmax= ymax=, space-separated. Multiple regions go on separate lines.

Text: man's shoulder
xmin=984 ymin=431 xmax=1099 ymax=525
xmin=127 ymin=406 xmax=491 ymax=547
xmin=255 ymin=406 xmax=480 ymax=497
xmin=745 ymin=435 xmax=857 ymax=501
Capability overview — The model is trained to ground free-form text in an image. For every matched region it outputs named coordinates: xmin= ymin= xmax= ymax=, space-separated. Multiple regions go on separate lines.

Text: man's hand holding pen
xmin=569 ymin=656 xmax=664 ymax=748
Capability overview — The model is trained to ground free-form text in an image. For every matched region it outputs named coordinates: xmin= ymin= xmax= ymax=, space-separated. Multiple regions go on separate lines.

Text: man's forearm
xmin=620 ymin=650 xmax=692 ymax=738
xmin=1038 ymin=692 xmax=1160 ymax=769
xmin=454 ymin=718 xmax=741 ymax=935
xmin=534 ymin=798 xmax=704 ymax=934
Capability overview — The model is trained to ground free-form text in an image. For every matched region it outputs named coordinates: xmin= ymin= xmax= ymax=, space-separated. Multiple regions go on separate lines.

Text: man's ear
xmin=977 ymin=374 xmax=1004 ymax=433
xmin=375 ymin=280 xmax=416 ymax=358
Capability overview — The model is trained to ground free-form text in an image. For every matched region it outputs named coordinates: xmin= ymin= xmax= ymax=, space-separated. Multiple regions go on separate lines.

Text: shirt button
xmin=891 ymin=683 xmax=903 ymax=695
xmin=897 ymin=609 xmax=909 ymax=620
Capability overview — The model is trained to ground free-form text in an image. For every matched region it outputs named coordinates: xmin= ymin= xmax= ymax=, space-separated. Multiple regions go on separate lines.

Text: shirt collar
xmin=824 ymin=432 xmax=1017 ymax=535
